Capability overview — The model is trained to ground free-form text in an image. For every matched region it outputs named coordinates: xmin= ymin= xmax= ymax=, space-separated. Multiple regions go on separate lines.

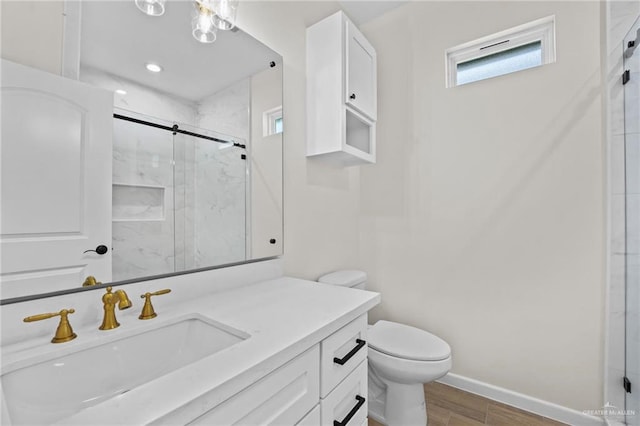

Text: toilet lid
xmin=368 ymin=321 xmax=451 ymax=361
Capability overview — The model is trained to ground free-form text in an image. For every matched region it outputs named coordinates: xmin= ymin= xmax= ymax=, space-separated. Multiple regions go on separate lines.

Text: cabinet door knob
xmin=84 ymin=245 xmax=108 ymax=255
xmin=349 ymin=93 xmax=356 ymax=100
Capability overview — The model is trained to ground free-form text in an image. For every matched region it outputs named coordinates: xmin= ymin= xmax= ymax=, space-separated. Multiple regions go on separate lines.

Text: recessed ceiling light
xmin=145 ymin=63 xmax=162 ymax=73
xmin=115 ymin=89 xmax=127 ymax=95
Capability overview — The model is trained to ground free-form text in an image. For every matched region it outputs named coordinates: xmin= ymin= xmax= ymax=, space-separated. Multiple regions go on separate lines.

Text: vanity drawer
xmin=320 ymin=314 xmax=367 ymax=397
xmin=189 ymin=345 xmax=320 ymax=425
xmin=296 ymin=404 xmax=320 ymax=425
xmin=320 ymin=359 xmax=367 ymax=426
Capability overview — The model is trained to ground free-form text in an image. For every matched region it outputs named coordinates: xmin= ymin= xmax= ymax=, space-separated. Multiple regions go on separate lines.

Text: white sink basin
xmin=1 ymin=314 xmax=249 ymax=425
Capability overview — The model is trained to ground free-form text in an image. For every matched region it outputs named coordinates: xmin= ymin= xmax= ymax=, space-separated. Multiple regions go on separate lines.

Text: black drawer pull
xmin=333 ymin=339 xmax=366 ymax=365
xmin=334 ymin=395 xmax=366 ymax=426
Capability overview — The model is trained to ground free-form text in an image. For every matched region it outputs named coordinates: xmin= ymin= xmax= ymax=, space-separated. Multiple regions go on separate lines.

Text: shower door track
xmin=113 ymin=113 xmax=246 ymax=149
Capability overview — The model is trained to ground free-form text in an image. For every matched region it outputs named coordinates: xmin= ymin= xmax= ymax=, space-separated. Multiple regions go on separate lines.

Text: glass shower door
xmin=624 ymin=18 xmax=640 ymax=426
xmin=173 ymin=127 xmax=248 ymax=271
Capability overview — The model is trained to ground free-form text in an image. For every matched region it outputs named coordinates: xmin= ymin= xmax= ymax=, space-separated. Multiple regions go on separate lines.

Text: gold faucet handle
xmin=139 ymin=289 xmax=171 ymax=320
xmin=23 ymin=309 xmax=77 ymax=343
xmin=82 ymin=276 xmax=101 ymax=287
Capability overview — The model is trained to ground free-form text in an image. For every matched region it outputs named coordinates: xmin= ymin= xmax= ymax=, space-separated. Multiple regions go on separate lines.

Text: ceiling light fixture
xmin=145 ymin=63 xmax=163 ymax=73
xmin=134 ymin=0 xmax=166 ymax=16
xmin=134 ymin=0 xmax=239 ymax=44
xmin=192 ymin=3 xmax=217 ymax=44
xmin=115 ymin=89 xmax=128 ymax=95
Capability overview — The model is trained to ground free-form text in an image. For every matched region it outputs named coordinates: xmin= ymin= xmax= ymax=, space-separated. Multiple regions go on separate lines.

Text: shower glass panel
xmin=112 ymin=113 xmax=248 ymax=282
xmin=173 ymin=129 xmax=247 ymax=271
xmin=625 ymin=18 xmax=640 ymax=426
xmin=112 ymin=116 xmax=176 ymax=281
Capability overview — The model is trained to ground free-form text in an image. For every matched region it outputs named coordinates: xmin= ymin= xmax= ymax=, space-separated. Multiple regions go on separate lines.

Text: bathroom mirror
xmin=0 ymin=1 xmax=282 ymax=301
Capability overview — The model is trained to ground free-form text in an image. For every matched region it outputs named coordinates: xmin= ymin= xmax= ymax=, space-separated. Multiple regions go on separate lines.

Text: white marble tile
xmin=612 ymin=194 xmax=627 ymax=254
xmin=610 ymin=51 xmax=626 ymax=137
xmin=612 ymin=134 xmax=626 ymax=195
xmin=196 ymin=79 xmax=250 ymax=144
xmin=608 ymin=2 xmax=640 ymax=52
xmin=624 ymin=72 xmax=640 ymax=136
xmin=112 ymin=184 xmax=165 ymax=221
xmin=193 ymin=142 xmax=248 ymax=267
xmin=627 ymin=133 xmax=640 ymax=195
xmin=112 ymin=120 xmax=174 ymax=187
xmin=112 ymin=220 xmax=175 ymax=282
xmin=611 ymin=254 xmax=627 ymax=316
xmin=627 ymin=194 xmax=640 ymax=254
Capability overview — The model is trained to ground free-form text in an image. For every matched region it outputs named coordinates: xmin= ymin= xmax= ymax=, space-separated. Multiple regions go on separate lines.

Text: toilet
xmin=318 ymin=270 xmax=452 ymax=426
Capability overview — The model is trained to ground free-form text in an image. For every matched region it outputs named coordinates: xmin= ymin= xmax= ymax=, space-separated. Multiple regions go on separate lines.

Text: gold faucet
xmin=139 ymin=289 xmax=172 ymax=320
xmin=23 ymin=308 xmax=77 ymax=343
xmin=99 ymin=286 xmax=132 ymax=330
xmin=82 ymin=275 xmax=101 ymax=287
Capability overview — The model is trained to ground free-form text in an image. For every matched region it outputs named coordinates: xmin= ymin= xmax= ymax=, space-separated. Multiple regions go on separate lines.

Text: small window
xmin=446 ymin=16 xmax=555 ymax=87
xmin=263 ymin=106 xmax=283 ymax=137
xmin=274 ymin=116 xmax=283 ymax=134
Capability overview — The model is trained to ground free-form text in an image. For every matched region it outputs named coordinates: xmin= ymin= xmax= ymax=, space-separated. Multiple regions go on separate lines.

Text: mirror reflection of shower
xmin=112 ymin=110 xmax=247 ymax=282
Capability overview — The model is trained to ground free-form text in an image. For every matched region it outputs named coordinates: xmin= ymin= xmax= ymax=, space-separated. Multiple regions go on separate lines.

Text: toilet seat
xmin=369 ymin=320 xmax=451 ymax=361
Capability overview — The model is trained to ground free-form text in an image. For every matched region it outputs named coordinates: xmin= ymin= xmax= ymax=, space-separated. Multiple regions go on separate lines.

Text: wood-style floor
xmin=368 ymin=382 xmax=567 ymax=426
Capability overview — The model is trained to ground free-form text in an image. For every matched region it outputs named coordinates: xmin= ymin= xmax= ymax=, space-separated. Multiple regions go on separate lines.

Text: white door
xmin=345 ymin=20 xmax=377 ymax=121
xmin=1 ymin=60 xmax=113 ymax=299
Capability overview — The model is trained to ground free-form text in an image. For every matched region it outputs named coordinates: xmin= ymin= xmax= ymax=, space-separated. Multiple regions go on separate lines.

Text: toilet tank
xmin=317 ymin=270 xmax=367 ymax=290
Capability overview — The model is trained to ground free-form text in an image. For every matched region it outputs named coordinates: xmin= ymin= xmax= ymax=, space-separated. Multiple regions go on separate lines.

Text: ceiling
xmin=80 ymin=1 xmax=406 ymax=102
xmin=80 ymin=1 xmax=280 ymax=102
xmin=338 ymin=1 xmax=408 ymax=25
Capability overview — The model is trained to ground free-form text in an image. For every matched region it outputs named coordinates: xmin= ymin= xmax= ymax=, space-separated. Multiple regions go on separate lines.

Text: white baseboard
xmin=437 ymin=373 xmax=605 ymax=426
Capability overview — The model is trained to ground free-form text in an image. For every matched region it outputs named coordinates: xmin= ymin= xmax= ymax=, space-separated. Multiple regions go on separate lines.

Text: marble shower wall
xmin=193 ymin=79 xmax=251 ymax=267
xmin=80 ymin=66 xmax=249 ymax=281
xmin=112 ymin=119 xmax=177 ymax=281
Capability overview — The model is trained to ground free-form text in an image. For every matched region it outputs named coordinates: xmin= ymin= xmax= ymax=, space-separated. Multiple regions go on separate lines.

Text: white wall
xmin=357 ymin=1 xmax=604 ymax=412
xmin=0 ymin=1 xmax=65 ymax=75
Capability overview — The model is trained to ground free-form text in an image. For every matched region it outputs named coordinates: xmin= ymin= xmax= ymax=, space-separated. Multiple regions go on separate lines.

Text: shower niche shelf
xmin=112 ymin=183 xmax=165 ymax=221
xmin=306 ymin=11 xmax=377 ymax=166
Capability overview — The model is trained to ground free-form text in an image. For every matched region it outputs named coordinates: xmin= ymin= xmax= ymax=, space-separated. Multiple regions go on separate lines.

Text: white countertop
xmin=1 ymin=276 xmax=380 ymax=425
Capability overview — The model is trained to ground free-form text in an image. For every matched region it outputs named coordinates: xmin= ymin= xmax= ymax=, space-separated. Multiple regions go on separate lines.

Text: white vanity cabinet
xmin=307 ymin=11 xmax=377 ymax=166
xmin=189 ymin=345 xmax=320 ymax=425
xmin=186 ymin=315 xmax=369 ymax=426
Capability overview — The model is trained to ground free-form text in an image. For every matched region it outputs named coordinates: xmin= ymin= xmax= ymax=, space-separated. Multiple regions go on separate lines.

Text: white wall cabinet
xmin=345 ymin=23 xmax=377 ymax=121
xmin=307 ymin=11 xmax=377 ymax=166
xmin=179 ymin=315 xmax=369 ymax=425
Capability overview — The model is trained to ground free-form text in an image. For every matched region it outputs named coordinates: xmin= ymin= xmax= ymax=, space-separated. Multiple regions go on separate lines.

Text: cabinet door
xmin=1 ymin=59 xmax=113 ymax=298
xmin=345 ymin=20 xmax=376 ymax=121
xmin=296 ymin=405 xmax=320 ymax=425
xmin=321 ymin=360 xmax=368 ymax=426
xmin=320 ymin=315 xmax=368 ymax=397
xmin=188 ymin=345 xmax=320 ymax=425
